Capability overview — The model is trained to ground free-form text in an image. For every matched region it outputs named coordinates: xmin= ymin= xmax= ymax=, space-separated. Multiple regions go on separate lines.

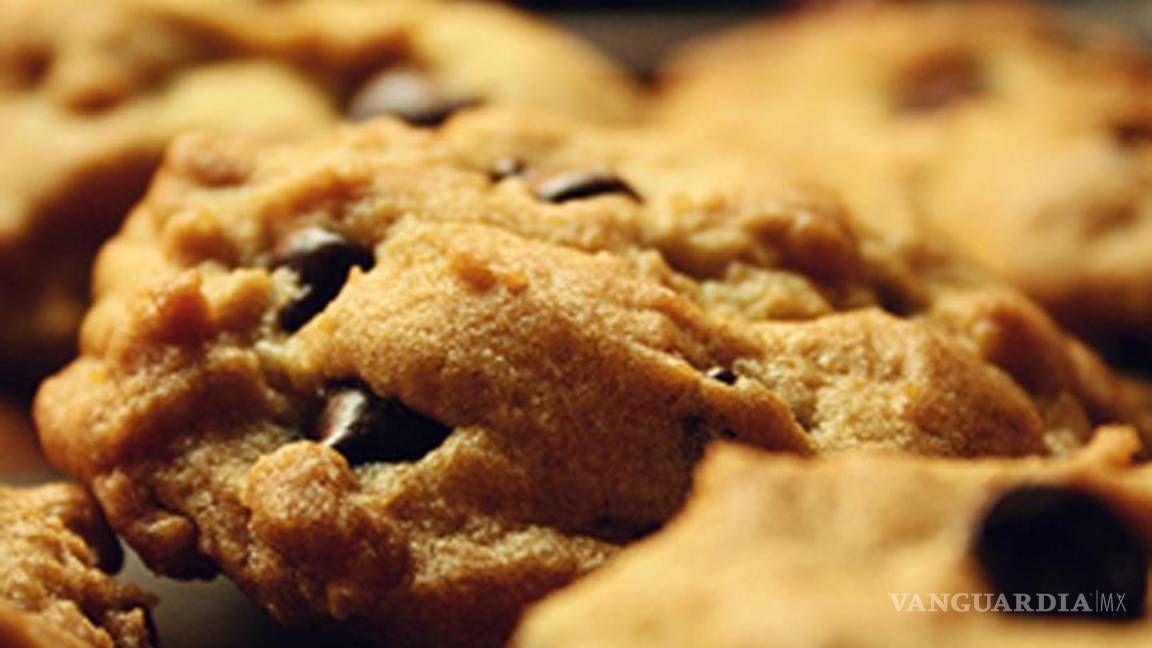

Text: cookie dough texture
xmin=658 ymin=0 xmax=1152 ymax=357
xmin=515 ymin=428 xmax=1152 ymax=648
xmin=35 ymin=110 xmax=1152 ymax=647
xmin=0 ymin=483 xmax=154 ymax=648
xmin=0 ymin=0 xmax=644 ymax=388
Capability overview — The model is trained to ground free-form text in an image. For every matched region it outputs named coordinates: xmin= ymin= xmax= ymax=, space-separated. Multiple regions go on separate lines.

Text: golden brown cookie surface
xmin=658 ymin=1 xmax=1152 ymax=361
xmin=0 ymin=0 xmax=644 ymax=389
xmin=0 ymin=483 xmax=154 ymax=648
xmin=516 ymin=428 xmax=1152 ymax=648
xmin=34 ymin=109 xmax=1152 ymax=647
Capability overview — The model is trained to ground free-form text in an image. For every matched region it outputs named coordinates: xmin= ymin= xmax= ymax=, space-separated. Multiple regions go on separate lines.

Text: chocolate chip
xmin=975 ymin=485 xmax=1147 ymax=620
xmin=530 ymin=170 xmax=642 ymax=204
xmin=706 ymin=367 xmax=738 ymax=386
xmin=314 ymin=384 xmax=453 ymax=465
xmin=490 ymin=156 xmax=526 ymax=181
xmin=579 ymin=516 xmax=663 ymax=544
xmin=347 ymin=67 xmax=480 ymax=127
xmin=680 ymin=413 xmax=739 ymax=446
xmin=274 ymin=227 xmax=374 ymax=332
xmin=1113 ymin=119 xmax=1152 ymax=147
xmin=894 ymin=50 xmax=985 ymax=113
xmin=12 ymin=45 xmax=52 ymax=88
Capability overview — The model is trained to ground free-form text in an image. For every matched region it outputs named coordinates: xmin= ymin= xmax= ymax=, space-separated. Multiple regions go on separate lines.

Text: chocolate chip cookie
xmin=34 ymin=109 xmax=1152 ymax=647
xmin=515 ymin=427 xmax=1152 ymax=648
xmin=0 ymin=483 xmax=154 ymax=648
xmin=0 ymin=0 xmax=645 ymax=391
xmin=658 ymin=1 xmax=1152 ymax=362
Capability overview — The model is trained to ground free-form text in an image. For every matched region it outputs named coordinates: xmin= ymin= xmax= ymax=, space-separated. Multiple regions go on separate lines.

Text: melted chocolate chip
xmin=895 ymin=50 xmax=986 ymax=113
xmin=579 ymin=517 xmax=663 ymax=545
xmin=274 ymin=227 xmax=374 ymax=332
xmin=531 ymin=170 xmax=642 ymax=204
xmin=706 ymin=367 xmax=738 ymax=386
xmin=347 ymin=67 xmax=481 ymax=127
xmin=13 ymin=45 xmax=52 ymax=88
xmin=1113 ymin=119 xmax=1152 ymax=148
xmin=975 ymin=485 xmax=1147 ymax=620
xmin=315 ymin=384 xmax=453 ymax=465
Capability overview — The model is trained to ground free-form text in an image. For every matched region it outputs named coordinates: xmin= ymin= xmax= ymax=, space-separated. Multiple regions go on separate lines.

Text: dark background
xmin=516 ymin=1 xmax=1152 ymax=73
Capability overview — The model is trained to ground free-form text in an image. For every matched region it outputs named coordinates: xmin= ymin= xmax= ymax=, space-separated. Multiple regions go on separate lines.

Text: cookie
xmin=34 ymin=109 xmax=1152 ymax=647
xmin=515 ymin=427 xmax=1152 ymax=648
xmin=0 ymin=483 xmax=155 ymax=648
xmin=658 ymin=1 xmax=1152 ymax=361
xmin=0 ymin=0 xmax=644 ymax=390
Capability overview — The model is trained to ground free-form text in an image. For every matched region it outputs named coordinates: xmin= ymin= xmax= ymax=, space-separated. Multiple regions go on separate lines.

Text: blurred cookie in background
xmin=515 ymin=427 xmax=1152 ymax=647
xmin=925 ymin=54 xmax=1152 ymax=369
xmin=658 ymin=0 xmax=1152 ymax=368
xmin=0 ymin=0 xmax=645 ymax=393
